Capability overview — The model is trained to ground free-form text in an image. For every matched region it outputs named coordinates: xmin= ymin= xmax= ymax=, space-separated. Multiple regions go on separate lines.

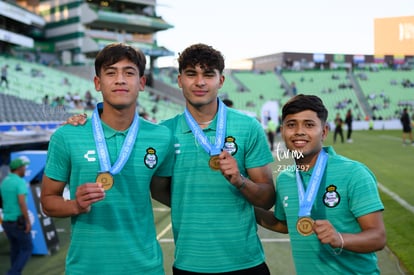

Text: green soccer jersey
xmin=161 ymin=108 xmax=274 ymax=273
xmin=275 ymin=146 xmax=384 ymax=275
xmin=1 ymin=173 xmax=28 ymax=221
xmin=45 ymin=117 xmax=174 ymax=275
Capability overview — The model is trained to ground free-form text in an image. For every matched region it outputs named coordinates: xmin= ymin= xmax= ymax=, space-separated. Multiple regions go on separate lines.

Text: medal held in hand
xmin=296 ymin=216 xmax=315 ymax=236
xmin=96 ymin=172 xmax=114 ymax=191
xmin=209 ymin=155 xmax=220 ymax=170
xmin=184 ymin=99 xmax=227 ymax=171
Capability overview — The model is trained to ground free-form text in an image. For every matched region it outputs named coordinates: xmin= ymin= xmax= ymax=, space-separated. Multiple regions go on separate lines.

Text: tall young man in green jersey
xmin=41 ymin=43 xmax=175 ymax=274
xmin=155 ymin=44 xmax=275 ymax=274
xmin=255 ymin=94 xmax=386 ymax=274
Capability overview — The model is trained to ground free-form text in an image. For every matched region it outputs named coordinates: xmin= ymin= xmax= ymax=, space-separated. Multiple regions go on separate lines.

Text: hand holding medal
xmin=75 ymin=183 xmax=106 ymax=213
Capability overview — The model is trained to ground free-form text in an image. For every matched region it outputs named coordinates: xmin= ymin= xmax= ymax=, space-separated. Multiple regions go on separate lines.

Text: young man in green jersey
xmin=41 ymin=43 xmax=175 ymax=274
xmin=255 ymin=94 xmax=386 ymax=274
xmin=156 ymin=43 xmax=275 ymax=274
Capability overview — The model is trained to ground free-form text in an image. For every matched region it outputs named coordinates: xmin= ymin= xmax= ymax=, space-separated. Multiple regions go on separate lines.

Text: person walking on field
xmin=333 ymin=112 xmax=344 ymax=143
xmin=400 ymin=108 xmax=413 ymax=145
xmin=345 ymin=109 xmax=353 ymax=143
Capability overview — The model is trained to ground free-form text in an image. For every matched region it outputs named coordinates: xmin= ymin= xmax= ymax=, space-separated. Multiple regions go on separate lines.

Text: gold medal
xmin=296 ymin=216 xmax=314 ymax=236
xmin=209 ymin=155 xmax=220 ymax=170
xmin=96 ymin=172 xmax=114 ymax=191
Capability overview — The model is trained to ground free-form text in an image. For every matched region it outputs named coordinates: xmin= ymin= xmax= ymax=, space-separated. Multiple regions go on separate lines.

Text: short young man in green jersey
xmin=255 ymin=94 xmax=386 ymax=274
xmin=41 ymin=43 xmax=174 ymax=274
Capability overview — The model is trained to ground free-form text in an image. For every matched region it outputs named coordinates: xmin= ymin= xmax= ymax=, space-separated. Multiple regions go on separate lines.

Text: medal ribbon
xmin=92 ymin=102 xmax=139 ymax=175
xmin=296 ymin=149 xmax=328 ymax=217
xmin=184 ymin=99 xmax=227 ymax=156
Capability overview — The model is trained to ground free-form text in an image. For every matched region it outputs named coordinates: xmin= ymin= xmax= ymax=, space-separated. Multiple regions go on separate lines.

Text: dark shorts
xmin=403 ymin=126 xmax=412 ymax=133
xmin=173 ymin=262 xmax=270 ymax=275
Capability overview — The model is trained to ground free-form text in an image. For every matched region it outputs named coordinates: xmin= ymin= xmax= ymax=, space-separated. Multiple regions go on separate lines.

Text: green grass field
xmin=0 ymin=129 xmax=413 ymax=274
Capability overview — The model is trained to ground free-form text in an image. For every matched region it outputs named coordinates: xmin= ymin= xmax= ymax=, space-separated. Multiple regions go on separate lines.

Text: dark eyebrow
xmin=182 ymin=67 xmax=197 ymax=73
xmin=103 ymin=65 xmax=138 ymax=72
xmin=284 ymin=119 xmax=316 ymax=124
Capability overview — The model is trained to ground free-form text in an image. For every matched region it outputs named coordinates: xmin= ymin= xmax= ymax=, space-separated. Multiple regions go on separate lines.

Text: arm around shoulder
xmin=254 ymin=206 xmax=288 ymax=234
xmin=240 ymin=165 xmax=275 ymax=209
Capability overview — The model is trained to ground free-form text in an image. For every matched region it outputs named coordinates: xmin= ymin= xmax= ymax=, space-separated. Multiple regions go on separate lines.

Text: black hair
xmin=282 ymin=94 xmax=328 ymax=123
xmin=178 ymin=43 xmax=225 ymax=74
xmin=95 ymin=43 xmax=146 ymax=77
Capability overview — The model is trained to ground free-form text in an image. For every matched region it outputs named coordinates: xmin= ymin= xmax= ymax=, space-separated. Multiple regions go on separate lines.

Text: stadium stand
xmin=192 ymin=67 xmax=414 ymax=125
xmin=0 ymin=55 xmax=184 ymax=125
xmin=355 ymin=68 xmax=414 ymax=120
xmin=281 ymin=70 xmax=364 ymax=122
xmin=218 ymin=70 xmax=286 ymax=116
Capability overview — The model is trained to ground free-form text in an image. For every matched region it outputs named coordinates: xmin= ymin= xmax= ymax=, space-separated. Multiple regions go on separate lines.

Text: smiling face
xmin=281 ymin=110 xmax=329 ymax=167
xmin=178 ymin=65 xmax=224 ymax=110
xmin=94 ymin=58 xmax=145 ymax=110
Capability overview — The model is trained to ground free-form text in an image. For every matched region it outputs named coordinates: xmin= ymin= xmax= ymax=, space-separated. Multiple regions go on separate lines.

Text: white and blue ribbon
xmin=92 ymin=102 xmax=139 ymax=175
xmin=184 ymin=99 xmax=227 ymax=156
xmin=296 ymin=149 xmax=328 ymax=217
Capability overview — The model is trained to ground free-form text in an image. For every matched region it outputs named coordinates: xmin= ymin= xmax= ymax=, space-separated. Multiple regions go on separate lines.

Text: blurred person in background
xmin=400 ymin=108 xmax=413 ymax=145
xmin=333 ymin=112 xmax=344 ymax=143
xmin=345 ymin=109 xmax=353 ymax=143
xmin=266 ymin=116 xmax=277 ymax=151
xmin=1 ymin=156 xmax=33 ymax=275
xmin=0 ymin=64 xmax=9 ymax=89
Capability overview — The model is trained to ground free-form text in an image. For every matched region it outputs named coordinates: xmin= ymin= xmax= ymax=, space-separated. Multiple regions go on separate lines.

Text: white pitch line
xmin=159 ymin=238 xmax=174 ymax=243
xmin=157 ymin=222 xmax=172 ymax=240
xmin=260 ymin=238 xmax=290 ymax=243
xmin=378 ymin=182 xmax=414 ymax=214
xmin=153 ymin=207 xmax=170 ymax=212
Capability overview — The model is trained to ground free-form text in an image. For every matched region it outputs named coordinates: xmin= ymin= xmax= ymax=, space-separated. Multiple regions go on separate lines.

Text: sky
xmin=155 ymin=0 xmax=414 ymax=68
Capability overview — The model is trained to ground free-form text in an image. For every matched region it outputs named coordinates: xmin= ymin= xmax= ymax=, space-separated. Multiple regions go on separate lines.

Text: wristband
xmin=332 ymin=232 xmax=344 ymax=255
xmin=238 ymin=174 xmax=247 ymax=189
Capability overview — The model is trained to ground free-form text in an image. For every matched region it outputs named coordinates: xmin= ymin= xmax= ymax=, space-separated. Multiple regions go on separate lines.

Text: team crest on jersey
xmin=323 ymin=185 xmax=341 ymax=208
xmin=144 ymin=147 xmax=158 ymax=169
xmin=223 ymin=136 xmax=238 ymax=155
